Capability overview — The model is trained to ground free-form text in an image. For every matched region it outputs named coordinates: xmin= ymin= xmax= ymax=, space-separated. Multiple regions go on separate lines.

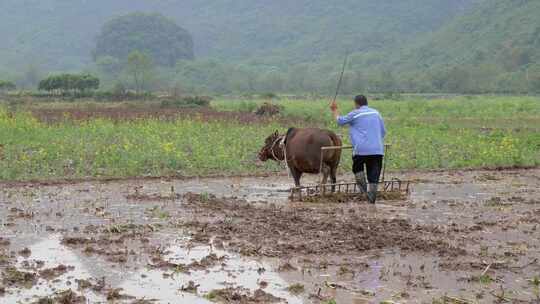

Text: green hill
xmin=1 ymin=0 xmax=539 ymax=93
xmin=0 ymin=0 xmax=474 ymax=70
xmin=395 ymin=0 xmax=540 ymax=70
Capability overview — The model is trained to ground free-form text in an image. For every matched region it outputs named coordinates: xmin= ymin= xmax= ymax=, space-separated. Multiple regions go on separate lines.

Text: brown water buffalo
xmin=259 ymin=128 xmax=342 ymax=189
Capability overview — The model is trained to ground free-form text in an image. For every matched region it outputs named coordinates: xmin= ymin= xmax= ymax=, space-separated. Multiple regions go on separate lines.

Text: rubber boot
xmin=355 ymin=172 xmax=367 ymax=194
xmin=367 ymin=183 xmax=378 ymax=204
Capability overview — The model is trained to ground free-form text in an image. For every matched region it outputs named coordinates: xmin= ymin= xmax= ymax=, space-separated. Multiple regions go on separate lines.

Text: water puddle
xmin=412 ymin=182 xmax=490 ymax=202
xmin=165 ymin=177 xmax=294 ymax=203
xmin=120 ymin=243 xmax=301 ymax=303
xmin=3 ymin=235 xmax=104 ymax=303
xmin=2 ymin=234 xmax=301 ymax=303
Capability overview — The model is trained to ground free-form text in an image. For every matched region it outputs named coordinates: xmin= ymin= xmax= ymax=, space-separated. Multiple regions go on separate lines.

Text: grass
xmin=151 ymin=207 xmax=170 ymax=220
xmin=286 ymin=283 xmax=305 ymax=295
xmin=0 ymin=96 xmax=539 ymax=181
xmin=530 ymin=276 xmax=540 ymax=300
xmin=215 ymin=96 xmax=540 ymax=170
xmin=0 ymin=109 xmax=282 ymax=180
xmin=472 ymin=274 xmax=493 ymax=284
xmin=203 ymin=290 xmax=217 ymax=301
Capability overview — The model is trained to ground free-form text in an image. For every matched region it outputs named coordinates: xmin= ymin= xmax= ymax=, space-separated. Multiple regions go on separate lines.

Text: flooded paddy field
xmin=1 ymin=168 xmax=539 ymax=303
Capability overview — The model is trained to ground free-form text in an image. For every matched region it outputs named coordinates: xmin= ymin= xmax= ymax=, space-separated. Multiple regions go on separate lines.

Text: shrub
xmin=160 ymin=96 xmax=212 ymax=108
xmin=38 ymin=73 xmax=99 ymax=94
xmin=255 ymin=102 xmax=283 ymax=116
xmin=0 ymin=80 xmax=16 ymax=91
xmin=92 ymin=90 xmax=153 ymax=102
xmin=260 ymin=92 xmax=278 ymax=99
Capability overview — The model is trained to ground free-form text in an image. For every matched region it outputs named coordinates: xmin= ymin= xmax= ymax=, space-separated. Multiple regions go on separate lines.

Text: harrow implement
xmin=289 ymin=179 xmax=411 ymax=202
xmin=289 ymin=144 xmax=411 ymax=202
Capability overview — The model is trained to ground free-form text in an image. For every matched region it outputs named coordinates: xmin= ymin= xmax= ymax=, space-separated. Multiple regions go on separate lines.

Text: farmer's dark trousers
xmin=352 ymin=155 xmax=383 ymax=184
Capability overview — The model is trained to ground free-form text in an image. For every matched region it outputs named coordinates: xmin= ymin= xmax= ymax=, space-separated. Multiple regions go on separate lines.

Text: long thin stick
xmin=481 ymin=263 xmax=492 ymax=276
xmin=332 ymin=52 xmax=349 ymax=103
xmin=442 ymin=296 xmax=474 ymax=304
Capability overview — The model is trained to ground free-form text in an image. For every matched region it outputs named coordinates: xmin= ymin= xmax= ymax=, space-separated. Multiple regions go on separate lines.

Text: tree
xmin=341 ymin=71 xmax=362 ymax=95
xmin=427 ymin=67 xmax=449 ymax=92
xmin=175 ymin=59 xmax=232 ymax=94
xmin=500 ymin=46 xmax=533 ymax=71
xmin=78 ymin=74 xmax=100 ymax=92
xmin=530 ymin=74 xmax=540 ymax=94
xmin=365 ymin=70 xmax=397 ymax=93
xmin=468 ymin=64 xmax=503 ymax=93
xmin=38 ymin=74 xmax=99 ymax=94
xmin=0 ymin=80 xmax=16 ymax=92
xmin=126 ymin=51 xmax=154 ymax=93
xmin=527 ymin=65 xmax=540 ymax=94
xmin=258 ymin=70 xmax=284 ymax=93
xmin=38 ymin=75 xmax=60 ymax=93
xmin=230 ymin=64 xmax=257 ymax=93
xmin=94 ymin=12 xmax=194 ymax=67
xmin=286 ymin=64 xmax=309 ymax=92
xmin=440 ymin=66 xmax=471 ymax=93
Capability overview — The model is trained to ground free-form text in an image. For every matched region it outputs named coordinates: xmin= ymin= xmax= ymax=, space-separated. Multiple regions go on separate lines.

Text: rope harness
xmin=269 ymin=135 xmax=290 ymax=177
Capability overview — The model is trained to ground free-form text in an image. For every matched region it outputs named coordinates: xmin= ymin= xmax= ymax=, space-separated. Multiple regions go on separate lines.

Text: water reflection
xmin=3 ymin=235 xmax=301 ymax=304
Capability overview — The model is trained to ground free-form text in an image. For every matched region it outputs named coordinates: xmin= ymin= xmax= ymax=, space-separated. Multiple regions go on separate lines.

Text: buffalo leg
xmin=321 ymin=165 xmax=330 ymax=194
xmin=290 ymin=167 xmax=303 ymax=188
xmin=330 ymin=165 xmax=337 ymax=192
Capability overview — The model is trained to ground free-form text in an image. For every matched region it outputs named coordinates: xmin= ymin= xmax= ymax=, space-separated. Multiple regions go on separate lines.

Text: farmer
xmin=330 ymin=95 xmax=386 ymax=204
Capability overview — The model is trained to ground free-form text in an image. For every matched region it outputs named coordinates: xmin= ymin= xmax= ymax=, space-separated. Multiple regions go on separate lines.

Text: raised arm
xmin=330 ymin=100 xmax=340 ymax=121
xmin=330 ymin=101 xmax=354 ymax=126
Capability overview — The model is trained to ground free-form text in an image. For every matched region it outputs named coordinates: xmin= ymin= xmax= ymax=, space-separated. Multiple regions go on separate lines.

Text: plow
xmin=289 ymin=144 xmax=411 ymax=202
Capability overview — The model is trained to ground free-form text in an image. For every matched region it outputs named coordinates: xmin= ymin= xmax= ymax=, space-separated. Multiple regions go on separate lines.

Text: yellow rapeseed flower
xmin=162 ymin=142 xmax=175 ymax=154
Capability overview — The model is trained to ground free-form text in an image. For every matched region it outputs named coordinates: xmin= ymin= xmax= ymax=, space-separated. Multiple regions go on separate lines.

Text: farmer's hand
xmin=330 ymin=100 xmax=338 ymax=111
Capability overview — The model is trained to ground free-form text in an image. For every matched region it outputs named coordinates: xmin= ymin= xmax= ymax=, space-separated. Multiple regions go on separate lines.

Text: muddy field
xmin=1 ymin=168 xmax=540 ymax=303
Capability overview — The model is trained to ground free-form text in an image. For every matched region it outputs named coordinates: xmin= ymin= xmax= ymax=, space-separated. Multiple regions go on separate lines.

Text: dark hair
xmin=354 ymin=95 xmax=368 ymax=106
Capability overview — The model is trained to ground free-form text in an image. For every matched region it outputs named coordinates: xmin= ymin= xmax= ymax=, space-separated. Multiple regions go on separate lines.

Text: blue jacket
xmin=337 ymin=106 xmax=386 ymax=156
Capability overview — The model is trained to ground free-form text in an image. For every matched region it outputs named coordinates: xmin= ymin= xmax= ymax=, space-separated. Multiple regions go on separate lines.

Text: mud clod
xmin=0 ymin=238 xmax=10 ymax=246
xmin=39 ymin=265 xmax=74 ymax=280
xmin=18 ymin=247 xmax=31 ymax=258
xmin=287 ymin=283 xmax=305 ymax=295
xmin=74 ymin=277 xmax=106 ymax=293
xmin=180 ymin=193 xmax=465 ymax=257
xmin=278 ymin=262 xmax=297 ymax=272
xmin=189 ymin=253 xmax=226 ymax=270
xmin=2 ymin=266 xmax=37 ymax=288
xmin=205 ymin=287 xmax=283 ymax=303
xmin=34 ymin=289 xmax=86 ymax=304
xmin=148 ymin=256 xmax=189 ymax=273
xmin=131 ymin=300 xmax=158 ymax=304
xmin=75 ymin=279 xmax=92 ymax=290
xmin=180 ymin=280 xmax=200 ymax=293
xmin=106 ymin=288 xmax=135 ymax=301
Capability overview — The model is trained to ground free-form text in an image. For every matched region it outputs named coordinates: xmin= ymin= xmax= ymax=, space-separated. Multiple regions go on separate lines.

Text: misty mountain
xmin=390 ymin=0 xmax=540 ymax=71
xmin=0 ymin=0 xmax=476 ymax=71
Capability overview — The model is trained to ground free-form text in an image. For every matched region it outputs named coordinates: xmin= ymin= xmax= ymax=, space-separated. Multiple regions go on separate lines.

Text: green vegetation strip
xmin=1 ymin=96 xmax=539 ymax=181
